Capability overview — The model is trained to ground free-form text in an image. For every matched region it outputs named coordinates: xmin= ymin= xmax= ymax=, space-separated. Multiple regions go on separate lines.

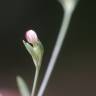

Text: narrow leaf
xmin=16 ymin=76 xmax=30 ymax=96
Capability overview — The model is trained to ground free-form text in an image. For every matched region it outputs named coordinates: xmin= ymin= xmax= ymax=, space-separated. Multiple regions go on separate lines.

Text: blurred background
xmin=0 ymin=0 xmax=96 ymax=96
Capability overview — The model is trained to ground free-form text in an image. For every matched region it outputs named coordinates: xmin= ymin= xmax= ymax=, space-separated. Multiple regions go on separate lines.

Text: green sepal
xmin=23 ymin=40 xmax=44 ymax=68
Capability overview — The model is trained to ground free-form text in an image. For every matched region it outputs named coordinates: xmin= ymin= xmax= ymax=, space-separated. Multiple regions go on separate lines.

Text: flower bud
xmin=25 ymin=30 xmax=38 ymax=44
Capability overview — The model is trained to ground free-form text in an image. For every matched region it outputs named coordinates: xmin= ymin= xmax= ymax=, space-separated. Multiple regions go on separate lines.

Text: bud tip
xmin=25 ymin=30 xmax=38 ymax=44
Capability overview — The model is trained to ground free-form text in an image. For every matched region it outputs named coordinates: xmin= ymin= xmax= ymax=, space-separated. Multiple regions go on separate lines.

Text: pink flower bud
xmin=25 ymin=30 xmax=38 ymax=44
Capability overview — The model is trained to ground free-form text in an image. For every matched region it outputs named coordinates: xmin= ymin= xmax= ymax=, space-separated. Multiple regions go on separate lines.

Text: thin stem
xmin=31 ymin=67 xmax=39 ymax=96
xmin=37 ymin=1 xmax=79 ymax=96
xmin=37 ymin=11 xmax=72 ymax=96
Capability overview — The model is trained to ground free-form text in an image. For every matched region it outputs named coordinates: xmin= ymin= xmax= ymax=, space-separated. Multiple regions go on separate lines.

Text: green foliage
xmin=23 ymin=40 xmax=44 ymax=68
xmin=16 ymin=76 xmax=30 ymax=96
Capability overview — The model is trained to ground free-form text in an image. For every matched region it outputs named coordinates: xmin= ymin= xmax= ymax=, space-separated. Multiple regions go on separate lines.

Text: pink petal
xmin=25 ymin=30 xmax=38 ymax=44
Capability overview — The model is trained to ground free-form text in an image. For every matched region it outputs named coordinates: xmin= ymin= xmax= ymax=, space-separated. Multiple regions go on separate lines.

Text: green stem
xmin=31 ymin=67 xmax=39 ymax=96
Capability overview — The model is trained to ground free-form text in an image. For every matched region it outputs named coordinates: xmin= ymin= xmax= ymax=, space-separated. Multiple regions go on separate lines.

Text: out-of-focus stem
xmin=37 ymin=0 xmax=79 ymax=96
xmin=37 ymin=11 xmax=71 ymax=96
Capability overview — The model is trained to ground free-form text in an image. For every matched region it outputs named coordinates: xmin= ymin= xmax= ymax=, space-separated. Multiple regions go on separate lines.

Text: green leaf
xmin=16 ymin=76 xmax=30 ymax=96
